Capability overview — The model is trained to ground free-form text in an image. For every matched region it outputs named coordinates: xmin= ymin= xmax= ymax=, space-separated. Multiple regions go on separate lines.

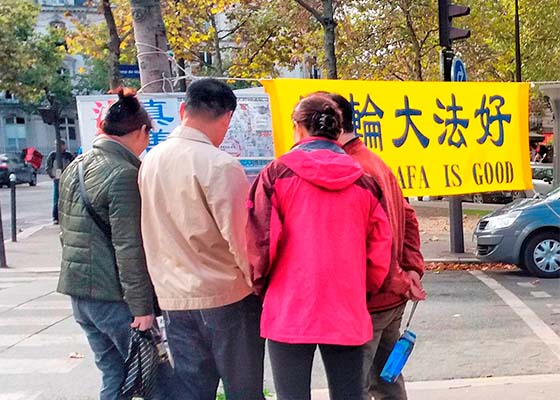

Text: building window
xmin=50 ymin=20 xmax=66 ymax=30
xmin=59 ymin=117 xmax=77 ymax=146
xmin=4 ymin=116 xmax=27 ymax=151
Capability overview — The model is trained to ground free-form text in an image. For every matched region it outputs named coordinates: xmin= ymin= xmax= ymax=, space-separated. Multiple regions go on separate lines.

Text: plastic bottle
xmin=380 ymin=329 xmax=417 ymax=383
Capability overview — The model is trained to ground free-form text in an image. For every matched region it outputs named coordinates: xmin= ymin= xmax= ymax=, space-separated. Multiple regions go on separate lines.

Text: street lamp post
xmin=514 ymin=0 xmax=522 ymax=82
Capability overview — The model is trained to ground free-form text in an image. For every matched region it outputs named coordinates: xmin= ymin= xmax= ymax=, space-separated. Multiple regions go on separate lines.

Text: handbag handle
xmin=404 ymin=301 xmax=419 ymax=330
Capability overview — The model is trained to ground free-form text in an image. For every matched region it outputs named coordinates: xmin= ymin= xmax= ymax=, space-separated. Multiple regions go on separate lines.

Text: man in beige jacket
xmin=139 ymin=79 xmax=264 ymax=400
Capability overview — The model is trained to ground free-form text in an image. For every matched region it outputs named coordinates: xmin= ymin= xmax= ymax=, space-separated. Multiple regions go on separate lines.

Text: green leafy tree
xmin=0 ymin=0 xmax=72 ymax=106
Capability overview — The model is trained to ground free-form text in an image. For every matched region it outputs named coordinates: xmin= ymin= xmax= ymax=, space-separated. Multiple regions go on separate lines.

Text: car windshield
xmin=545 ymin=186 xmax=560 ymax=201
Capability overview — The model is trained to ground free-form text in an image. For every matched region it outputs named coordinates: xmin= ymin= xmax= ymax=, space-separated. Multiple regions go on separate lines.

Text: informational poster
xmin=76 ymin=92 xmax=274 ymax=178
xmin=262 ymin=79 xmax=532 ymax=197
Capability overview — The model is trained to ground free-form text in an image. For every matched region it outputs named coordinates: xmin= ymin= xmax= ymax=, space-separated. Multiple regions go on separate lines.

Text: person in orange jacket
xmin=329 ymin=93 xmax=426 ymax=400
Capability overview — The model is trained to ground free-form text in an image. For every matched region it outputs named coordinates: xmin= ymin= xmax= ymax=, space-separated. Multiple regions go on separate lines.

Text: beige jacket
xmin=139 ymin=126 xmax=252 ymax=310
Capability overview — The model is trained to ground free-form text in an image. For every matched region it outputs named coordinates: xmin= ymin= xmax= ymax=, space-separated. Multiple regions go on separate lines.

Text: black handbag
xmin=120 ymin=327 xmax=168 ymax=399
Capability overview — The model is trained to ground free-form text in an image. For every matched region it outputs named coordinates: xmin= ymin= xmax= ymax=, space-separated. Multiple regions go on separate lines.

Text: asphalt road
xmin=1 ymin=266 xmax=559 ymax=399
xmin=0 ymin=175 xmax=52 ymax=237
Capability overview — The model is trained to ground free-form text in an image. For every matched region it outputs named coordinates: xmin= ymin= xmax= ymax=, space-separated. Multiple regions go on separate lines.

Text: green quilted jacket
xmin=57 ymin=137 xmax=154 ymax=316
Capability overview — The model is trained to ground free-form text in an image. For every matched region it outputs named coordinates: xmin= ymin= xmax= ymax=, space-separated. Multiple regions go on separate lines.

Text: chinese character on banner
xmin=433 ymin=94 xmax=469 ymax=148
xmin=148 ymin=129 xmax=171 ymax=150
xmin=475 ymin=95 xmax=512 ymax=147
xmin=143 ymin=99 xmax=175 ymax=126
xmin=350 ymin=94 xmax=385 ymax=151
xmin=393 ymin=96 xmax=430 ymax=148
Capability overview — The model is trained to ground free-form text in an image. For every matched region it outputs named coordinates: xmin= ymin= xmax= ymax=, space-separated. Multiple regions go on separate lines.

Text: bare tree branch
xmin=293 ymin=0 xmax=324 ymax=24
xmin=120 ymin=28 xmax=133 ymax=43
xmin=218 ymin=18 xmax=249 ymax=41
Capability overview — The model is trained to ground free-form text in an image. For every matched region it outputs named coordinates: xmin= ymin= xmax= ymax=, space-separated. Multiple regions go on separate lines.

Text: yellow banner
xmin=262 ymin=79 xmax=532 ymax=197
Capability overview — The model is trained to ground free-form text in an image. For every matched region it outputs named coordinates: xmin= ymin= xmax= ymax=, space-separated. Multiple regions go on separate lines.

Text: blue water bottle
xmin=380 ymin=302 xmax=418 ymax=383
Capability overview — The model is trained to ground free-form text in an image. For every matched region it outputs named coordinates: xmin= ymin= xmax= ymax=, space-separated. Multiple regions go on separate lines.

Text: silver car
xmin=474 ymin=186 xmax=560 ymax=278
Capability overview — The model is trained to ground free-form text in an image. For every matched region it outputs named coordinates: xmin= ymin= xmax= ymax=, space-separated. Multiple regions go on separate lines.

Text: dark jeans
xmin=52 ymin=179 xmax=59 ymax=221
xmin=268 ymin=340 xmax=364 ymax=400
xmin=71 ymin=297 xmax=177 ymax=400
xmin=362 ymin=303 xmax=408 ymax=400
xmin=164 ymin=294 xmax=265 ymax=400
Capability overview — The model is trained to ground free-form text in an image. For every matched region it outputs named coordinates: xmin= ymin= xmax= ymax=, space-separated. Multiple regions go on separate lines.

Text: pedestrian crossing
xmin=0 ymin=274 xmax=94 ymax=400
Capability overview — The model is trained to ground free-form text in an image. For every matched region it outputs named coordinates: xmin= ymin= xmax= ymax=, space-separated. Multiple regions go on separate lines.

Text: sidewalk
xmin=308 ymin=374 xmax=560 ymax=400
xmin=2 ymin=224 xmax=60 ymax=273
xmin=412 ymin=200 xmax=484 ymax=262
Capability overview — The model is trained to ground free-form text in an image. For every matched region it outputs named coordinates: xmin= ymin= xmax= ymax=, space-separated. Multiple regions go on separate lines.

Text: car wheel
xmin=512 ymin=191 xmax=525 ymax=201
xmin=29 ymin=173 xmax=37 ymax=187
xmin=523 ymin=231 xmax=560 ymax=278
xmin=472 ymin=194 xmax=484 ymax=204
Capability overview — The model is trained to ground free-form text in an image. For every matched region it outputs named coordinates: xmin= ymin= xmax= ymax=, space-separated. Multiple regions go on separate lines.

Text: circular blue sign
xmin=452 ymin=57 xmax=467 ymax=82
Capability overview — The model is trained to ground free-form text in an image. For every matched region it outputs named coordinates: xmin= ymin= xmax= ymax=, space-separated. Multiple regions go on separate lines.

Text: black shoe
xmin=53 ymin=220 xmax=59 ymax=225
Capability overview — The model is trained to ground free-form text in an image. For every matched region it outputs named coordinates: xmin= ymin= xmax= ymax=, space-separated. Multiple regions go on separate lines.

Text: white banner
xmin=76 ymin=92 xmax=274 ymax=160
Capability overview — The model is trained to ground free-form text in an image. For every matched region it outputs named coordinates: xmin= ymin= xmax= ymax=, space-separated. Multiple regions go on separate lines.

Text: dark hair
xmin=185 ymin=78 xmax=237 ymax=119
xmin=328 ymin=93 xmax=354 ymax=133
xmin=102 ymin=88 xmax=151 ymax=136
xmin=292 ymin=93 xmax=342 ymax=140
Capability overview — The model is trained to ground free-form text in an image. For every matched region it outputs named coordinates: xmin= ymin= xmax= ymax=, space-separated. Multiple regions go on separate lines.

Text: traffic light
xmin=438 ymin=0 xmax=471 ymax=48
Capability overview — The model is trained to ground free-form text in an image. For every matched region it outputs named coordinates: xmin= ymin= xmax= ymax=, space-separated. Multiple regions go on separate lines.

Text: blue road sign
xmin=118 ymin=64 xmax=140 ymax=79
xmin=451 ymin=57 xmax=467 ymax=82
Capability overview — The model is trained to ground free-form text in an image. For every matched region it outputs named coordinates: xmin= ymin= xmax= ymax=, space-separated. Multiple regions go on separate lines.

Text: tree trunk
xmin=129 ymin=0 xmax=172 ymax=92
xmin=294 ymin=0 xmax=338 ymax=79
xmin=102 ymin=0 xmax=122 ymax=89
xmin=322 ymin=0 xmax=337 ymax=79
xmin=209 ymin=14 xmax=224 ymax=77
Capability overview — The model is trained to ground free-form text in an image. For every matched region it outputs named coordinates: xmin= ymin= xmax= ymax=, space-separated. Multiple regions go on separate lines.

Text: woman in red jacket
xmin=247 ymin=93 xmax=392 ymax=400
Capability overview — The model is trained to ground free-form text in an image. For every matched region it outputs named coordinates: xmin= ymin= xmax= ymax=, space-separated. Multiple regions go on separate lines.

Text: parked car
xmin=474 ymin=186 xmax=560 ymax=278
xmin=463 ymin=191 xmax=524 ymax=204
xmin=464 ymin=164 xmax=554 ymax=204
xmin=527 ymin=163 xmax=554 ymax=197
xmin=0 ymin=153 xmax=37 ymax=187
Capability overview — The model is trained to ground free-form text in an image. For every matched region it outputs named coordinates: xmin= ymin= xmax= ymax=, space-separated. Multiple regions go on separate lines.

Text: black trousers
xmin=268 ymin=340 xmax=365 ymax=400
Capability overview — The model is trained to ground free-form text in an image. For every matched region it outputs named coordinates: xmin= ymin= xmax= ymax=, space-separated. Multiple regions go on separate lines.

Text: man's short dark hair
xmin=328 ymin=93 xmax=354 ymax=133
xmin=185 ymin=78 xmax=237 ymax=119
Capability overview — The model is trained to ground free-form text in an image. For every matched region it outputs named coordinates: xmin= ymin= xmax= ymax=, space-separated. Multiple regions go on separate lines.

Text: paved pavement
xmin=1 ymin=226 xmax=560 ymax=399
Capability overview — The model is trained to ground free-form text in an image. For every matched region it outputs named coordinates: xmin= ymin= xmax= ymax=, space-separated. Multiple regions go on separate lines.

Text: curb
xmin=425 ymin=258 xmax=480 ymax=263
xmin=4 ymin=223 xmax=50 ymax=244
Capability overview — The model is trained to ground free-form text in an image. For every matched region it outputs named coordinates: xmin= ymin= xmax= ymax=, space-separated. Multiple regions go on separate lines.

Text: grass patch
xmin=463 ymin=209 xmax=492 ymax=218
xmin=216 ymin=389 xmax=272 ymax=399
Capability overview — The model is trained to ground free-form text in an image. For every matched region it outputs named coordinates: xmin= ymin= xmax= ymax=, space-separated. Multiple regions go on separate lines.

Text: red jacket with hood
xmin=344 ymin=138 xmax=424 ymax=313
xmin=246 ymin=137 xmax=392 ymax=345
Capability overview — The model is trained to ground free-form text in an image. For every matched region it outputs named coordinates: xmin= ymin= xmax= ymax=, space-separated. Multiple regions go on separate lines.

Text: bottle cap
xmin=402 ymin=329 xmax=417 ymax=341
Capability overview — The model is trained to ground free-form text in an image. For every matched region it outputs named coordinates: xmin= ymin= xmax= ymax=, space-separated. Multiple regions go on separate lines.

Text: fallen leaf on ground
xmin=425 ymin=262 xmax=518 ymax=272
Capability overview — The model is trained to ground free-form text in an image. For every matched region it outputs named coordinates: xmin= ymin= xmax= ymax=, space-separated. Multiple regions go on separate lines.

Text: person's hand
xmin=130 ymin=314 xmax=155 ymax=331
xmin=406 ymin=271 xmax=426 ymax=301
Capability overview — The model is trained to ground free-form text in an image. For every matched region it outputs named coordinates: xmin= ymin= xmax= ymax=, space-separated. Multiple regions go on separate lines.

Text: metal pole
xmin=9 ymin=174 xmax=16 ymax=243
xmin=54 ymin=117 xmax=63 ymax=177
xmin=552 ymin=99 xmax=560 ymax=188
xmin=442 ymin=47 xmax=465 ymax=253
xmin=0 ymin=198 xmax=7 ymax=268
xmin=514 ymin=0 xmax=522 ymax=82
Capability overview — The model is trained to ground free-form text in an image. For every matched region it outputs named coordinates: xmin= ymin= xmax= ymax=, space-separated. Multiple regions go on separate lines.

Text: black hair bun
xmin=318 ymin=114 xmax=338 ymax=133
xmin=106 ymin=87 xmax=140 ymax=120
